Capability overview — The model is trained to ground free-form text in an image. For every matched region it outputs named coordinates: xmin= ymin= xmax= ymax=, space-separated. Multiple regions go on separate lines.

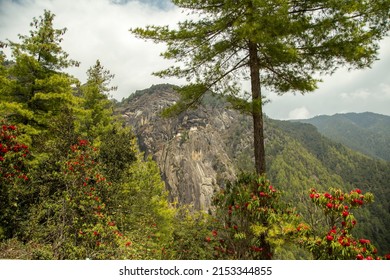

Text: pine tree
xmin=1 ymin=10 xmax=80 ymax=145
xmin=78 ymin=60 xmax=117 ymax=140
xmin=131 ymin=0 xmax=390 ymax=176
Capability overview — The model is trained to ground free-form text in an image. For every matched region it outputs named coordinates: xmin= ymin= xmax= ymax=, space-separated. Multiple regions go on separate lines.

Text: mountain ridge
xmin=295 ymin=112 xmax=390 ymax=161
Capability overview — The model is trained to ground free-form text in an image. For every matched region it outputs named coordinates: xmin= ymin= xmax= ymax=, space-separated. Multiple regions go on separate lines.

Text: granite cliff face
xmin=117 ymin=84 xmax=246 ymax=210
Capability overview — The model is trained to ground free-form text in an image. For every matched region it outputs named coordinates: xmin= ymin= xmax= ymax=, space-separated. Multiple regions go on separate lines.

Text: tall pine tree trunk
xmin=248 ymin=41 xmax=266 ymax=176
xmin=249 ymin=40 xmax=271 ymax=260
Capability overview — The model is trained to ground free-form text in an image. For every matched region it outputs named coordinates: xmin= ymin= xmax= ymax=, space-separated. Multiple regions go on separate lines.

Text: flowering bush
xmin=211 ymin=174 xmax=300 ymax=259
xmin=60 ymin=139 xmax=133 ymax=259
xmin=0 ymin=122 xmax=30 ymax=239
xmin=210 ymin=174 xmax=390 ymax=260
xmin=297 ymin=187 xmax=386 ymax=259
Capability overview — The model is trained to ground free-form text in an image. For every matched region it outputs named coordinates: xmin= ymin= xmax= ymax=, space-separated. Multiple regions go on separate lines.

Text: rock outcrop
xmin=117 ymin=84 xmax=242 ymax=210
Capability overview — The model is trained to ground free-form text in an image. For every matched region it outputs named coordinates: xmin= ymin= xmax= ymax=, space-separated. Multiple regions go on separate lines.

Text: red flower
xmin=356 ymin=254 xmax=364 ymax=260
xmin=125 ymin=241 xmax=132 ymax=247
xmin=269 ymin=185 xmax=276 ymax=192
xmin=212 ymin=230 xmax=218 ymax=237
xmin=326 ymin=203 xmax=333 ymax=209
xmin=205 ymin=237 xmax=211 ymax=243
xmin=93 ymin=231 xmax=99 ymax=236
xmin=324 ymin=193 xmax=332 ymax=199
xmin=309 ymin=193 xmax=315 ymax=199
xmin=251 ymin=246 xmax=263 ymax=252
xmin=359 ymin=239 xmax=370 ymax=245
xmin=259 ymin=192 xmax=266 ymax=197
xmin=326 ymin=235 xmax=334 ymax=241
xmin=0 ymin=156 xmax=4 ymax=161
xmin=342 ymin=211 xmax=349 ymax=217
xmin=355 ymin=188 xmax=362 ymax=194
xmin=78 ymin=139 xmax=89 ymax=146
xmin=338 ymin=236 xmax=351 ymax=247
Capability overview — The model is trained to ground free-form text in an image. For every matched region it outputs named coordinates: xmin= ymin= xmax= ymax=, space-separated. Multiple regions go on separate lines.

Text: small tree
xmin=78 ymin=60 xmax=117 ymax=140
xmin=131 ymin=0 xmax=390 ymax=175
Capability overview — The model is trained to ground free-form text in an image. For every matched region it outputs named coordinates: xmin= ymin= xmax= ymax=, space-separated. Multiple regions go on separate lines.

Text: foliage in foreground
xmin=208 ymin=174 xmax=390 ymax=260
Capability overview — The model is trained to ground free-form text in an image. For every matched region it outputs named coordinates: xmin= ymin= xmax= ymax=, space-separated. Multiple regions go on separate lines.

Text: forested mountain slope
xmin=117 ymin=84 xmax=390 ymax=254
xmin=296 ymin=112 xmax=390 ymax=161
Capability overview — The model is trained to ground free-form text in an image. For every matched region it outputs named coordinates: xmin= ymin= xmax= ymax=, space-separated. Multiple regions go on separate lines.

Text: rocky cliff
xmin=117 ymin=84 xmax=244 ymax=210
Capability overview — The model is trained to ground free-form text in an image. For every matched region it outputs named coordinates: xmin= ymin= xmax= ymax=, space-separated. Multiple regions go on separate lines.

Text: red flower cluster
xmin=2 ymin=124 xmax=16 ymax=132
xmin=66 ymin=140 xmax=99 ymax=174
xmin=309 ymin=188 xmax=369 ymax=214
xmin=1 ymin=123 xmax=30 ymax=181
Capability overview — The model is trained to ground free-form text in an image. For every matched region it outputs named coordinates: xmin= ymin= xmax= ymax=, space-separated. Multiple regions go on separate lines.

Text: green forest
xmin=1 ymin=8 xmax=390 ymax=260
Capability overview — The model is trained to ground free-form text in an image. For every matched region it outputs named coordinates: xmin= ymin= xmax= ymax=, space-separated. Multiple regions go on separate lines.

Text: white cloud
xmin=378 ymin=83 xmax=390 ymax=99
xmin=288 ymin=107 xmax=311 ymax=120
xmin=0 ymin=0 xmax=185 ymax=100
xmin=340 ymin=89 xmax=371 ymax=100
xmin=1 ymin=0 xmax=390 ymax=117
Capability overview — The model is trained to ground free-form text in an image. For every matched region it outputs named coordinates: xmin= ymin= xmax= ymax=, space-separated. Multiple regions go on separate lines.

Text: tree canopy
xmin=131 ymin=0 xmax=390 ymax=175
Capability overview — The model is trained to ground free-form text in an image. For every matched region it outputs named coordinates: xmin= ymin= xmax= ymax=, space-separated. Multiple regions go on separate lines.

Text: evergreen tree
xmin=131 ymin=0 xmax=390 ymax=175
xmin=78 ymin=60 xmax=117 ymax=140
xmin=1 ymin=10 xmax=80 ymax=145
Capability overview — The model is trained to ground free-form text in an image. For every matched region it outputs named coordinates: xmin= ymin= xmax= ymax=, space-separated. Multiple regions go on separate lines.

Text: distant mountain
xmin=296 ymin=112 xmax=390 ymax=161
xmin=116 ymin=84 xmax=390 ymax=254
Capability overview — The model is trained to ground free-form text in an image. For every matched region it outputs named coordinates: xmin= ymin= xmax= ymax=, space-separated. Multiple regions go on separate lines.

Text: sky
xmin=0 ymin=0 xmax=389 ymax=120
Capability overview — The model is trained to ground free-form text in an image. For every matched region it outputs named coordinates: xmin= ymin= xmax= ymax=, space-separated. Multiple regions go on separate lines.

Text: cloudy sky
xmin=1 ymin=0 xmax=389 ymax=120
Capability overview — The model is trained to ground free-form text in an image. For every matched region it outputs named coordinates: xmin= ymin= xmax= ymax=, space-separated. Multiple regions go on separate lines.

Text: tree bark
xmin=248 ymin=40 xmax=266 ymax=176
